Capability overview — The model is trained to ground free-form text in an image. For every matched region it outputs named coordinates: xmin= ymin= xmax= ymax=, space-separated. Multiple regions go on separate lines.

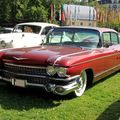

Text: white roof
xmin=57 ymin=26 xmax=118 ymax=33
xmin=16 ymin=22 xmax=59 ymax=27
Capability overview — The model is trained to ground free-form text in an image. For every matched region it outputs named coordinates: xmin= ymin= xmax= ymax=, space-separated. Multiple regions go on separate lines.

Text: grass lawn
xmin=0 ymin=72 xmax=120 ymax=120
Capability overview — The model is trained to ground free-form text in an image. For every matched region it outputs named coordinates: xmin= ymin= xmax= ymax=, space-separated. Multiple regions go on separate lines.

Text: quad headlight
xmin=56 ymin=67 xmax=67 ymax=77
xmin=47 ymin=66 xmax=67 ymax=77
xmin=46 ymin=66 xmax=56 ymax=76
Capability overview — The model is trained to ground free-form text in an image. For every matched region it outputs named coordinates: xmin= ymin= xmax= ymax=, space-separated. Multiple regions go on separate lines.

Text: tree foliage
xmin=16 ymin=0 xmax=48 ymax=22
xmin=0 ymin=0 xmax=81 ymax=25
xmin=0 ymin=0 xmax=12 ymax=21
xmin=0 ymin=0 xmax=51 ymax=24
xmin=2 ymin=0 xmax=111 ymax=29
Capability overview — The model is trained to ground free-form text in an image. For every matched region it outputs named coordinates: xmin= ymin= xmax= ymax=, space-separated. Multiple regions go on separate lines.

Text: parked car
xmin=0 ymin=27 xmax=13 ymax=33
xmin=0 ymin=22 xmax=59 ymax=49
xmin=0 ymin=26 xmax=120 ymax=97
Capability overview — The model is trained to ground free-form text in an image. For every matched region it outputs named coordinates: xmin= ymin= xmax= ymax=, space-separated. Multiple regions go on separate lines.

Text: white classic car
xmin=0 ymin=22 xmax=59 ymax=49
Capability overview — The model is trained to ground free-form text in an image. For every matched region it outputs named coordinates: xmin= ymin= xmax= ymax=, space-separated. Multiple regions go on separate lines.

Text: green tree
xmin=0 ymin=0 xmax=12 ymax=22
xmin=16 ymin=0 xmax=48 ymax=22
xmin=0 ymin=0 xmax=51 ymax=24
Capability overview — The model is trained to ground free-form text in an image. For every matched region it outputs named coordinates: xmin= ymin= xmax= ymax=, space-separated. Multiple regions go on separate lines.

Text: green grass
xmin=0 ymin=72 xmax=120 ymax=120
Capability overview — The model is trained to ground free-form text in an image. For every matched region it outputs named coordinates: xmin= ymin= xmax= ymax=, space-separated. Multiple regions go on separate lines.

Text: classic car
xmin=0 ymin=26 xmax=120 ymax=97
xmin=0 ymin=22 xmax=59 ymax=49
xmin=0 ymin=27 xmax=13 ymax=34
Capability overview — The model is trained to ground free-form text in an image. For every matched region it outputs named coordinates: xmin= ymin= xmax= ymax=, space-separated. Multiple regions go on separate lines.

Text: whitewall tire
xmin=73 ymin=71 xmax=87 ymax=97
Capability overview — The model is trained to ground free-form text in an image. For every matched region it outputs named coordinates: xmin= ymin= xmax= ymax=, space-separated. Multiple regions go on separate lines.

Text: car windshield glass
xmin=45 ymin=28 xmax=100 ymax=49
xmin=13 ymin=25 xmax=41 ymax=34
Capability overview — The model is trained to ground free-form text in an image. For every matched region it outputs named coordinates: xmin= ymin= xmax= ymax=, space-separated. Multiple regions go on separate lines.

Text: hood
xmin=2 ymin=45 xmax=89 ymax=67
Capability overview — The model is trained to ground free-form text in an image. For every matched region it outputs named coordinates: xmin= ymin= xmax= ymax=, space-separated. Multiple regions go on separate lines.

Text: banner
xmin=62 ymin=4 xmax=96 ymax=21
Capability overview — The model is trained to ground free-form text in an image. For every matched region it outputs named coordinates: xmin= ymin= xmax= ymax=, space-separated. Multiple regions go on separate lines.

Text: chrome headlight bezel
xmin=56 ymin=67 xmax=67 ymax=77
xmin=46 ymin=66 xmax=56 ymax=76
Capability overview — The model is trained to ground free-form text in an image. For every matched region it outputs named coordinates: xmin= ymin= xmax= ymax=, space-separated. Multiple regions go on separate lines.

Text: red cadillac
xmin=0 ymin=26 xmax=120 ymax=97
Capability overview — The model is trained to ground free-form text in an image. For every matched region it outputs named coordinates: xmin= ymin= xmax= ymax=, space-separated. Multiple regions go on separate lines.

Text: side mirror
xmin=103 ymin=42 xmax=112 ymax=48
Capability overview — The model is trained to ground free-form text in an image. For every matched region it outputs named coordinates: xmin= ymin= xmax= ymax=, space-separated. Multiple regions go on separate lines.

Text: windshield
xmin=45 ymin=28 xmax=100 ymax=49
xmin=13 ymin=24 xmax=41 ymax=34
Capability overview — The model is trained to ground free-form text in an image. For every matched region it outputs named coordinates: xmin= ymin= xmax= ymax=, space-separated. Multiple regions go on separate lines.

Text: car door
xmin=110 ymin=32 xmax=120 ymax=67
xmin=102 ymin=32 xmax=120 ymax=71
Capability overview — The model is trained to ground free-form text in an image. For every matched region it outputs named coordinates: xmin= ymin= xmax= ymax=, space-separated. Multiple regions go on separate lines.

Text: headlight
xmin=47 ymin=66 xmax=56 ymax=76
xmin=0 ymin=40 xmax=6 ymax=48
xmin=56 ymin=67 xmax=67 ymax=77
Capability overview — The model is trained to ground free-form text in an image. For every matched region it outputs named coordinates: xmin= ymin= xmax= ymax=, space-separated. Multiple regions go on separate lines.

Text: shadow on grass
xmin=0 ymin=72 xmax=119 ymax=111
xmin=96 ymin=100 xmax=120 ymax=120
xmin=0 ymin=81 xmax=72 ymax=111
xmin=89 ymin=71 xmax=119 ymax=88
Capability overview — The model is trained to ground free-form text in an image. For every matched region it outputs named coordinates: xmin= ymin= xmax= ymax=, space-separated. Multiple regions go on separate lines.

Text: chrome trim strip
xmin=1 ymin=77 xmax=11 ymax=82
xmin=53 ymin=47 xmax=120 ymax=67
xmin=71 ymin=53 xmax=120 ymax=67
xmin=4 ymin=63 xmax=46 ymax=69
xmin=94 ymin=64 xmax=120 ymax=78
xmin=2 ymin=70 xmax=80 ymax=81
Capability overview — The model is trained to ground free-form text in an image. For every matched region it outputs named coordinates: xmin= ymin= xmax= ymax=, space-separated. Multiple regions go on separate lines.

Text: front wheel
xmin=73 ymin=71 xmax=87 ymax=97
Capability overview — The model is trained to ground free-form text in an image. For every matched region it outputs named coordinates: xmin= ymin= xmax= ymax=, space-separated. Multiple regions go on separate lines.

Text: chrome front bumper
xmin=0 ymin=75 xmax=80 ymax=95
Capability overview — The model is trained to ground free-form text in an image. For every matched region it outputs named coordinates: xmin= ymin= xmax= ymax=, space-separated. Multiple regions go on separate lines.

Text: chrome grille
xmin=2 ymin=69 xmax=50 ymax=85
xmin=27 ymin=77 xmax=50 ymax=84
xmin=4 ymin=63 xmax=47 ymax=76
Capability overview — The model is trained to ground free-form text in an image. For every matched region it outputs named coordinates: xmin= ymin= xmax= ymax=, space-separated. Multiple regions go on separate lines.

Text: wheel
xmin=73 ymin=71 xmax=87 ymax=97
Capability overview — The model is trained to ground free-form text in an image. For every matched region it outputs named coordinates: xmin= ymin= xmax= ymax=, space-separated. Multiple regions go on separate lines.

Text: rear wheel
xmin=73 ymin=71 xmax=87 ymax=97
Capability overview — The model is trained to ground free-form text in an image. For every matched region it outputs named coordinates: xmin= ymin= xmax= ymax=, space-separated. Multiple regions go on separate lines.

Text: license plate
xmin=12 ymin=78 xmax=26 ymax=87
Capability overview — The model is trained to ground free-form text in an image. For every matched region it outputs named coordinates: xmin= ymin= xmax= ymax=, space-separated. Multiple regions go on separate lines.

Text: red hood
xmin=2 ymin=45 xmax=88 ymax=67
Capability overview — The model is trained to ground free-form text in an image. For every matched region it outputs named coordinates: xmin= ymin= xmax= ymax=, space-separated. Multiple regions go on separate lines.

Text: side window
xmin=41 ymin=26 xmax=52 ymax=35
xmin=103 ymin=32 xmax=111 ymax=43
xmin=102 ymin=32 xmax=111 ymax=47
xmin=110 ymin=32 xmax=118 ymax=44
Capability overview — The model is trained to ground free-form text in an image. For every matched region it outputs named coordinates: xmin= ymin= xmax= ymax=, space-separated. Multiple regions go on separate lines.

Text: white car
xmin=0 ymin=27 xmax=13 ymax=33
xmin=0 ymin=22 xmax=59 ymax=49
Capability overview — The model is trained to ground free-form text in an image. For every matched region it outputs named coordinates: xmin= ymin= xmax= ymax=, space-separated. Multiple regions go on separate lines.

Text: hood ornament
xmin=13 ymin=57 xmax=29 ymax=60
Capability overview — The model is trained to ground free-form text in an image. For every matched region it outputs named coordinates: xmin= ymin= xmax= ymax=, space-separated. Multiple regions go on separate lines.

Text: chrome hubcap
xmin=75 ymin=71 xmax=87 ymax=96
